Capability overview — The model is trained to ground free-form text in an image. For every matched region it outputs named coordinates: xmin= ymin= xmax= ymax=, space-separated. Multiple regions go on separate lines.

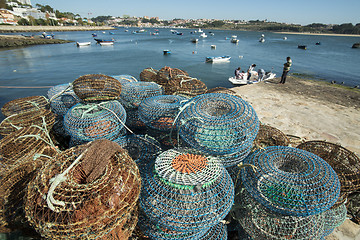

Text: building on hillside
xmin=17 ymin=0 xmax=31 ymax=5
xmin=0 ymin=9 xmax=17 ymax=24
xmin=12 ymin=7 xmax=46 ymax=20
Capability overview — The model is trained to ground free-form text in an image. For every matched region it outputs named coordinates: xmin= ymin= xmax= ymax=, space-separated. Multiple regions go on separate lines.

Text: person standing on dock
xmin=280 ymin=57 xmax=292 ymax=84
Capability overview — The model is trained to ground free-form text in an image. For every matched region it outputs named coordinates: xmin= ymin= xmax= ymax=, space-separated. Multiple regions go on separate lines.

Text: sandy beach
xmin=232 ymin=76 xmax=360 ymax=239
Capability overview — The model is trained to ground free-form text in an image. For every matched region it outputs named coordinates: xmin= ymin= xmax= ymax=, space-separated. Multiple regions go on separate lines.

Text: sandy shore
xmin=0 ymin=25 xmax=115 ymax=33
xmin=231 ymin=76 xmax=360 ymax=239
xmin=274 ymin=31 xmax=360 ymax=38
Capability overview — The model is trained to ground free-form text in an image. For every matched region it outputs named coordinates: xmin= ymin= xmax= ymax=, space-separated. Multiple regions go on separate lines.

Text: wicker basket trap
xmin=72 ymin=74 xmax=122 ymax=102
xmin=47 ymin=83 xmax=81 ymax=117
xmin=206 ymin=87 xmax=237 ymax=95
xmin=138 ymin=95 xmax=187 ymax=131
xmin=0 ymin=109 xmax=55 ymax=137
xmin=297 ymin=140 xmax=360 ymax=192
xmin=64 ymin=101 xmax=126 ymax=144
xmin=139 ymin=67 xmax=158 ymax=82
xmin=0 ymin=125 xmax=58 ymax=170
xmin=253 ymin=124 xmax=290 ymax=150
xmin=0 ymin=152 xmax=56 ymax=233
xmin=25 ymin=139 xmax=141 ymax=239
xmin=1 ymin=96 xmax=49 ymax=118
xmin=170 ymin=75 xmax=208 ymax=97
xmin=175 ymin=93 xmax=259 ymax=167
xmin=140 ymin=148 xmax=234 ymax=234
xmin=241 ymin=146 xmax=341 ymax=217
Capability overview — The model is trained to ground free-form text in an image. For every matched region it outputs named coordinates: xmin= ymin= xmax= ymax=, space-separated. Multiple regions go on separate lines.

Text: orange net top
xmin=171 ymin=153 xmax=208 ymax=174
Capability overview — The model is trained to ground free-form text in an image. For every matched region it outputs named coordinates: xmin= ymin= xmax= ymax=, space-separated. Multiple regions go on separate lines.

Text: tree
xmin=18 ymin=18 xmax=30 ymax=26
xmin=0 ymin=0 xmax=6 ymax=9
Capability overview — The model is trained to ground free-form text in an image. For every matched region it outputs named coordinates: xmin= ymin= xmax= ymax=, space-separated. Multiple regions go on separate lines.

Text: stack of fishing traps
xmin=1 ymin=66 xmax=359 ymax=239
xmin=139 ymin=148 xmax=233 ymax=239
xmin=231 ymin=146 xmax=344 ymax=239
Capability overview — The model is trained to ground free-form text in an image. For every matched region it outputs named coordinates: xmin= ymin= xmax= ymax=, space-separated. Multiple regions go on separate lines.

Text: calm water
xmin=1 ymin=27 xmax=360 ymax=120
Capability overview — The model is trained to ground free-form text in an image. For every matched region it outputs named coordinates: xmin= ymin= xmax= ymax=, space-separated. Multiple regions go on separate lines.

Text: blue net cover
xmin=138 ymin=210 xmax=209 ymax=240
xmin=140 ymin=148 xmax=234 ymax=232
xmin=138 ymin=95 xmax=187 ymax=131
xmin=176 ymin=93 xmax=259 ymax=165
xmin=241 ymin=146 xmax=341 ymax=217
xmin=322 ymin=203 xmax=347 ymax=237
xmin=64 ymin=101 xmax=126 ymax=143
xmin=111 ymin=74 xmax=138 ymax=84
xmin=231 ymin=185 xmax=326 ymax=240
xmin=119 ymin=82 xmax=163 ymax=109
xmin=47 ymin=84 xmax=81 ymax=117
xmin=199 ymin=222 xmax=228 ymax=240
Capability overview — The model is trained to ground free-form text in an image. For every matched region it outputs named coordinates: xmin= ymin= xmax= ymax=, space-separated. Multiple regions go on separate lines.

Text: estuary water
xmin=1 ymin=27 xmax=360 ymax=121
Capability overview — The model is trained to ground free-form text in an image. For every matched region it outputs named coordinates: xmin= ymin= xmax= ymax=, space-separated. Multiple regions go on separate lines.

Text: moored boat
xmin=99 ymin=41 xmax=114 ymax=46
xmin=200 ymin=33 xmax=207 ymax=38
xmin=298 ymin=45 xmax=307 ymax=50
xmin=76 ymin=42 xmax=91 ymax=47
xmin=228 ymin=70 xmax=276 ymax=85
xmin=191 ymin=38 xmax=199 ymax=43
xmin=163 ymin=50 xmax=171 ymax=55
xmin=205 ymin=55 xmax=231 ymax=63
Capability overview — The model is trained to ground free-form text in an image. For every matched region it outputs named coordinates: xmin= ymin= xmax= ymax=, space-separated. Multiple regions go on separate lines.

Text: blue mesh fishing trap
xmin=322 ymin=203 xmax=347 ymax=237
xmin=47 ymin=83 xmax=81 ymax=117
xmin=138 ymin=95 xmax=187 ymax=131
xmin=140 ymin=148 xmax=234 ymax=233
xmin=241 ymin=146 xmax=341 ymax=217
xmin=175 ymin=93 xmax=259 ymax=167
xmin=231 ymin=184 xmax=327 ymax=240
xmin=119 ymin=82 xmax=163 ymax=109
xmin=64 ymin=101 xmax=126 ymax=144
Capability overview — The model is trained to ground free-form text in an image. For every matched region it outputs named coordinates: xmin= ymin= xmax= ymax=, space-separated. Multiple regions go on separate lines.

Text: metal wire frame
xmin=253 ymin=124 xmax=290 ymax=150
xmin=175 ymin=93 xmax=259 ymax=167
xmin=119 ymin=82 xmax=163 ymax=109
xmin=140 ymin=148 xmax=234 ymax=233
xmin=1 ymin=96 xmax=49 ymax=118
xmin=138 ymin=95 xmax=187 ymax=131
xmin=241 ymin=146 xmax=341 ymax=217
xmin=47 ymin=83 xmax=81 ymax=117
xmin=63 ymin=101 xmax=126 ymax=143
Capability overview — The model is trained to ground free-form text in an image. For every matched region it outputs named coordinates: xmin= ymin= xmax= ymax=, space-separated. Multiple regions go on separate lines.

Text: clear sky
xmin=31 ymin=0 xmax=360 ymax=25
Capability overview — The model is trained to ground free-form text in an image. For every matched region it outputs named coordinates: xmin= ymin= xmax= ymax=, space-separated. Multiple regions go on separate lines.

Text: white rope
xmin=46 ymin=149 xmax=88 ymax=212
xmin=49 ymin=83 xmax=73 ymax=103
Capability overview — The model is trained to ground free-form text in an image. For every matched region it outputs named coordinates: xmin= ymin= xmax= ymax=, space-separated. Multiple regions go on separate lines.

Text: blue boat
xmin=163 ymin=50 xmax=171 ymax=55
xmin=92 ymin=33 xmax=97 ymax=37
xmin=94 ymin=38 xmax=114 ymax=43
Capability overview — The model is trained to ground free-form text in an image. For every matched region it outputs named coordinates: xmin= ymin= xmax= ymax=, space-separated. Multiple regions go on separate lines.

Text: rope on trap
xmin=47 ymin=83 xmax=81 ymax=117
xmin=63 ymin=100 xmax=126 ymax=144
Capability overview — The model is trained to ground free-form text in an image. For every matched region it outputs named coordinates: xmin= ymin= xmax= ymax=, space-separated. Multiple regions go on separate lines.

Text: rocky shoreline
xmin=0 ymin=34 xmax=73 ymax=48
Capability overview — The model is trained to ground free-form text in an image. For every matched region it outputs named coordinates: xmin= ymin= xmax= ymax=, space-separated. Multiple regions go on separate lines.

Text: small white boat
xmin=200 ymin=33 xmax=207 ymax=38
xmin=198 ymin=28 xmax=203 ymax=33
xmin=259 ymin=37 xmax=265 ymax=43
xmin=191 ymin=38 xmax=199 ymax=43
xmin=99 ymin=41 xmax=114 ymax=46
xmin=283 ymin=36 xmax=287 ymax=40
xmin=211 ymin=45 xmax=216 ymax=49
xmin=228 ymin=71 xmax=276 ymax=85
xmin=206 ymin=55 xmax=231 ymax=63
xmin=76 ymin=42 xmax=91 ymax=47
xmin=231 ymin=38 xmax=239 ymax=43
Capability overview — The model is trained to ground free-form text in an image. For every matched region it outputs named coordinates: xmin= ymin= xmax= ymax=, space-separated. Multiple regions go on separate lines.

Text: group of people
xmin=234 ymin=56 xmax=292 ymax=84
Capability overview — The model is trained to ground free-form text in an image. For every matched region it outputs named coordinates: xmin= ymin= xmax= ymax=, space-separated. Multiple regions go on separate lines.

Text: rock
xmin=352 ymin=43 xmax=360 ymax=48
